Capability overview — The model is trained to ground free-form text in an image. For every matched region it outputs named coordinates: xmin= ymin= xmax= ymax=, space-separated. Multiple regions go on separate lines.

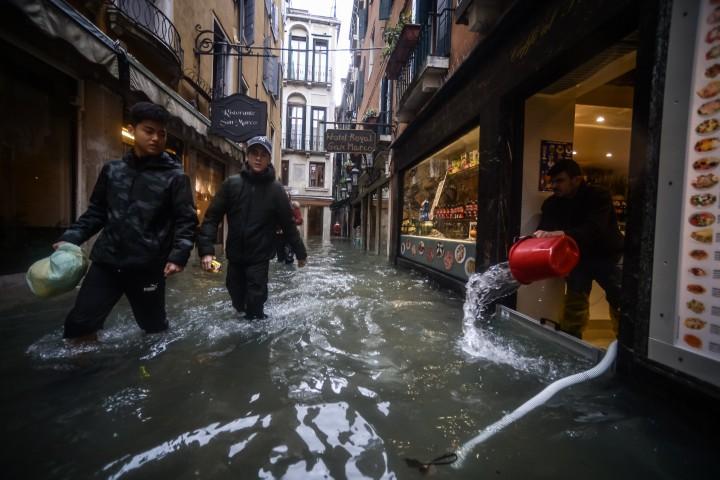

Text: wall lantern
xmin=351 ymin=167 xmax=360 ymax=186
xmin=340 ymin=186 xmax=348 ymax=199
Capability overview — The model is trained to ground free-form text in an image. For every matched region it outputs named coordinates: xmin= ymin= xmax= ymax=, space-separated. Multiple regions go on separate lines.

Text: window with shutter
xmin=243 ymin=0 xmax=254 ymax=45
xmin=359 ymin=7 xmax=368 ymax=40
xmin=379 ymin=0 xmax=393 ymax=20
xmin=263 ymin=36 xmax=272 ymax=93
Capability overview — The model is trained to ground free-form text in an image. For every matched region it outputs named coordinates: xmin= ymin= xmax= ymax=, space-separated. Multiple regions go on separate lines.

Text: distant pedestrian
xmin=55 ymin=102 xmax=198 ymax=342
xmin=198 ymin=136 xmax=307 ymax=319
xmin=277 ymin=198 xmax=303 ymax=264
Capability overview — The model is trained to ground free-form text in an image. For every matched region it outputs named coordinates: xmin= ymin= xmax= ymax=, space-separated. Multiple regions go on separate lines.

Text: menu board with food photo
xmin=676 ymin=0 xmax=720 ymax=361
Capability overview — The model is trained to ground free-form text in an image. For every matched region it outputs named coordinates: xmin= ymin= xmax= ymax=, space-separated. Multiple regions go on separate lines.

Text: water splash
xmin=459 ymin=262 xmax=538 ymax=369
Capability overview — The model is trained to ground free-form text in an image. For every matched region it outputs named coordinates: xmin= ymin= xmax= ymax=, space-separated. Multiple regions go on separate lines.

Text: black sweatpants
xmin=64 ymin=263 xmax=167 ymax=338
xmin=226 ymin=261 xmax=270 ymax=318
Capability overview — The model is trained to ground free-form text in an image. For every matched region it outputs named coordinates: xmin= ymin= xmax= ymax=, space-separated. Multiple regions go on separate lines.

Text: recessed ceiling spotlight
xmin=596 ymin=116 xmax=605 ymax=123
xmin=572 ymin=151 xmax=577 ymax=155
xmin=605 ymin=153 xmax=613 ymax=158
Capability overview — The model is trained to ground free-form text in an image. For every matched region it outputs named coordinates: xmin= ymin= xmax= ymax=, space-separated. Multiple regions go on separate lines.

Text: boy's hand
xmin=164 ymin=262 xmax=183 ymax=277
xmin=297 ymin=259 xmax=307 ymax=268
xmin=201 ymin=255 xmax=214 ymax=271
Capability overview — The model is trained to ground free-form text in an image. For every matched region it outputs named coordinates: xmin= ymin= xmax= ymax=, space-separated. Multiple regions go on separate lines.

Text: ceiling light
xmin=572 ymin=150 xmax=577 ymax=155
xmin=596 ymin=116 xmax=605 ymax=123
xmin=605 ymin=153 xmax=613 ymax=158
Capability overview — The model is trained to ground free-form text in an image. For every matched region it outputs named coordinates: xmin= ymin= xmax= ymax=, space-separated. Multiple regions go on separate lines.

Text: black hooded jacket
xmin=59 ymin=152 xmax=198 ymax=270
xmin=537 ymin=182 xmax=624 ymax=259
xmin=197 ymin=165 xmax=307 ymax=264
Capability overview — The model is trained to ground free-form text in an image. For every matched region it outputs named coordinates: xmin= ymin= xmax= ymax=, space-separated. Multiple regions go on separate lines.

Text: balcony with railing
xmin=284 ymin=62 xmax=332 ymax=85
xmin=284 ymin=132 xmax=326 ymax=153
xmin=395 ymin=10 xmax=451 ymax=122
xmin=106 ymin=0 xmax=183 ymax=83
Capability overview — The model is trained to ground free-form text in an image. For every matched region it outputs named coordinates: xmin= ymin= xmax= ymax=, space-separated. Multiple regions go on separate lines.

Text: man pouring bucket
xmin=511 ymin=159 xmax=624 ymax=339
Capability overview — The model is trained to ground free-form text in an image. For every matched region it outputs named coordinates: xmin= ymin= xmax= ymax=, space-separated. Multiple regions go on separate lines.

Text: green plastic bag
xmin=26 ymin=243 xmax=89 ymax=298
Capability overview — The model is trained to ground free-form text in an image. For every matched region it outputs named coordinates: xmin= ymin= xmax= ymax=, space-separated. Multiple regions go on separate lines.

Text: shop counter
xmin=399 ymin=234 xmax=477 ymax=281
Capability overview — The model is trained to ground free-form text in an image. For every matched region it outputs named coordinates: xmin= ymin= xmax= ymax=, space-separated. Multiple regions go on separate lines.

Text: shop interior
xmin=518 ymin=38 xmax=636 ymax=347
xmin=402 ymin=127 xmax=480 ymax=242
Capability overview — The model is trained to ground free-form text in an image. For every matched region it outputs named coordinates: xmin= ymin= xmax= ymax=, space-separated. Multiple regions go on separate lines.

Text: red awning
xmin=385 ymin=24 xmax=421 ymax=80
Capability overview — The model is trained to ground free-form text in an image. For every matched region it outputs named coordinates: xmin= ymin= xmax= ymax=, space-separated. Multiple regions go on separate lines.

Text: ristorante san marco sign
xmin=209 ymin=94 xmax=267 ymax=142
xmin=324 ymin=129 xmax=377 ymax=153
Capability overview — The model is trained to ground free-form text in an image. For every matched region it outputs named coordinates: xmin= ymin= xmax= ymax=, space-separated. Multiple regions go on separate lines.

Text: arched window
xmin=288 ymin=29 xmax=308 ymax=81
xmin=286 ymin=94 xmax=306 ymax=150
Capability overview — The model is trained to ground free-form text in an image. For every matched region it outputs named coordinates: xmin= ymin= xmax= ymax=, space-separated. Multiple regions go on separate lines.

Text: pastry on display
xmin=697 ymin=98 xmax=720 ymax=115
xmin=691 ymin=172 xmax=720 ymax=187
xmin=687 ymin=299 xmax=706 ymax=314
xmin=684 ymin=334 xmax=703 ymax=349
xmin=709 ymin=6 xmax=720 ymax=24
xmin=707 ymin=63 xmax=720 ymax=78
xmin=697 ymin=80 xmax=720 ymax=98
xmin=684 ymin=318 xmax=707 ymax=330
xmin=696 ymin=118 xmax=720 ymax=134
xmin=707 ymin=44 xmax=720 ymax=60
xmin=689 ymin=267 xmax=707 ymax=276
xmin=687 ymin=284 xmax=707 ymax=294
xmin=690 ymin=228 xmax=713 ymax=243
xmin=692 ymin=157 xmax=719 ymax=170
xmin=707 ymin=25 xmax=720 ymax=43
xmin=689 ymin=193 xmax=717 ymax=206
xmin=689 ymin=249 xmax=709 ymax=260
xmin=689 ymin=211 xmax=716 ymax=227
xmin=694 ymin=137 xmax=720 ymax=152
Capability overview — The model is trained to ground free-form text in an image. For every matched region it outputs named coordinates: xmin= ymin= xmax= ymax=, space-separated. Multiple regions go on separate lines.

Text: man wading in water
xmin=197 ymin=136 xmax=307 ymax=320
xmin=55 ymin=102 xmax=198 ymax=342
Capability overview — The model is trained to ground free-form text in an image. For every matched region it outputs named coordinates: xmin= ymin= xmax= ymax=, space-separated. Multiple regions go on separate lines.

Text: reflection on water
xmin=0 ymin=242 xmax=717 ymax=479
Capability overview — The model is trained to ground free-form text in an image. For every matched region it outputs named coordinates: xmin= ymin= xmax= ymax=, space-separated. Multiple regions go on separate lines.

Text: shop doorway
xmin=195 ymin=155 xmax=226 ymax=244
xmin=307 ymin=205 xmax=324 ymax=237
xmin=0 ymin=46 xmax=76 ymax=275
xmin=517 ymin=35 xmax=636 ymax=347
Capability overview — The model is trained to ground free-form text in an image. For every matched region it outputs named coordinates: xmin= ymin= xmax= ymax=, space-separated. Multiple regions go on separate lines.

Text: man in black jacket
xmin=534 ymin=159 xmax=624 ymax=338
xmin=198 ymin=136 xmax=307 ymax=320
xmin=55 ymin=102 xmax=198 ymax=341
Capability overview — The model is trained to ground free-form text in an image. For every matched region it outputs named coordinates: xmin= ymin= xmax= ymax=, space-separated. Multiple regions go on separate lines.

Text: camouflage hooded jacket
xmin=60 ymin=152 xmax=198 ymax=270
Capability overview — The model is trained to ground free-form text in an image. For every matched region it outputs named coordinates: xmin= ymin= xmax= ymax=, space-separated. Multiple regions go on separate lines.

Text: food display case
xmin=400 ymin=128 xmax=480 ymax=281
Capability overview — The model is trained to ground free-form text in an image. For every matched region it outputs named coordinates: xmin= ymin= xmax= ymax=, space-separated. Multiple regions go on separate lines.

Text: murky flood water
xmin=0 ymin=241 xmax=717 ymax=479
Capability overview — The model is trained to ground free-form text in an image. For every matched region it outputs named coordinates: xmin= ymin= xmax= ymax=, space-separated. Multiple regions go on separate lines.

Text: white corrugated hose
xmin=454 ymin=340 xmax=618 ymax=468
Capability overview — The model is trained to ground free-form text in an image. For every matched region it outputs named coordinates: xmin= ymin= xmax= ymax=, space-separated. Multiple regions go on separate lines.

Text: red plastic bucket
xmin=508 ymin=236 xmax=580 ymax=284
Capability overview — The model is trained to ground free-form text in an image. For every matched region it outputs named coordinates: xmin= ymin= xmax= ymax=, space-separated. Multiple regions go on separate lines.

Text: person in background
xmin=276 ymin=196 xmax=303 ymax=264
xmin=534 ymin=159 xmax=624 ymax=339
xmin=55 ymin=102 xmax=198 ymax=342
xmin=198 ymin=136 xmax=307 ymax=320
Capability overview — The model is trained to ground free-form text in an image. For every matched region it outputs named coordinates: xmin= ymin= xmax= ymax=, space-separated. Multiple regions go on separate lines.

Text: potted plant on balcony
xmin=382 ymin=12 xmax=411 ymax=59
xmin=362 ymin=109 xmax=379 ymax=123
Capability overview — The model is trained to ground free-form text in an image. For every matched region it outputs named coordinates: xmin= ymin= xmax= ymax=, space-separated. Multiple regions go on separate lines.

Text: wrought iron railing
xmin=396 ymin=10 xmax=452 ymax=103
xmin=284 ymin=64 xmax=331 ymax=84
xmin=106 ymin=0 xmax=183 ymax=65
xmin=284 ymin=132 xmax=326 ymax=152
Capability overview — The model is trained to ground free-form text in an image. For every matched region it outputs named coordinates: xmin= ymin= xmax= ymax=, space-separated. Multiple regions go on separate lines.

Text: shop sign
xmin=539 ymin=140 xmax=573 ymax=191
xmin=209 ymin=94 xmax=267 ymax=142
xmin=324 ymin=129 xmax=376 ymax=153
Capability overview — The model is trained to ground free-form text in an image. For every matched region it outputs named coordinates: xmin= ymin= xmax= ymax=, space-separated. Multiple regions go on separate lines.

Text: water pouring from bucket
xmin=459 ymin=235 xmax=580 ymax=358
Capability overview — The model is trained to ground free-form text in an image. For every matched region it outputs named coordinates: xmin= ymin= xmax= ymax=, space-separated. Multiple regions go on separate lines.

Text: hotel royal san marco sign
xmin=209 ymin=94 xmax=267 ymax=142
xmin=324 ymin=129 xmax=376 ymax=153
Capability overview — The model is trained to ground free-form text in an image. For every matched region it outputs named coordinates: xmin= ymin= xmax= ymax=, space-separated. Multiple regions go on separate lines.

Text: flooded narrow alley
xmin=0 ymin=242 xmax=716 ymax=479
